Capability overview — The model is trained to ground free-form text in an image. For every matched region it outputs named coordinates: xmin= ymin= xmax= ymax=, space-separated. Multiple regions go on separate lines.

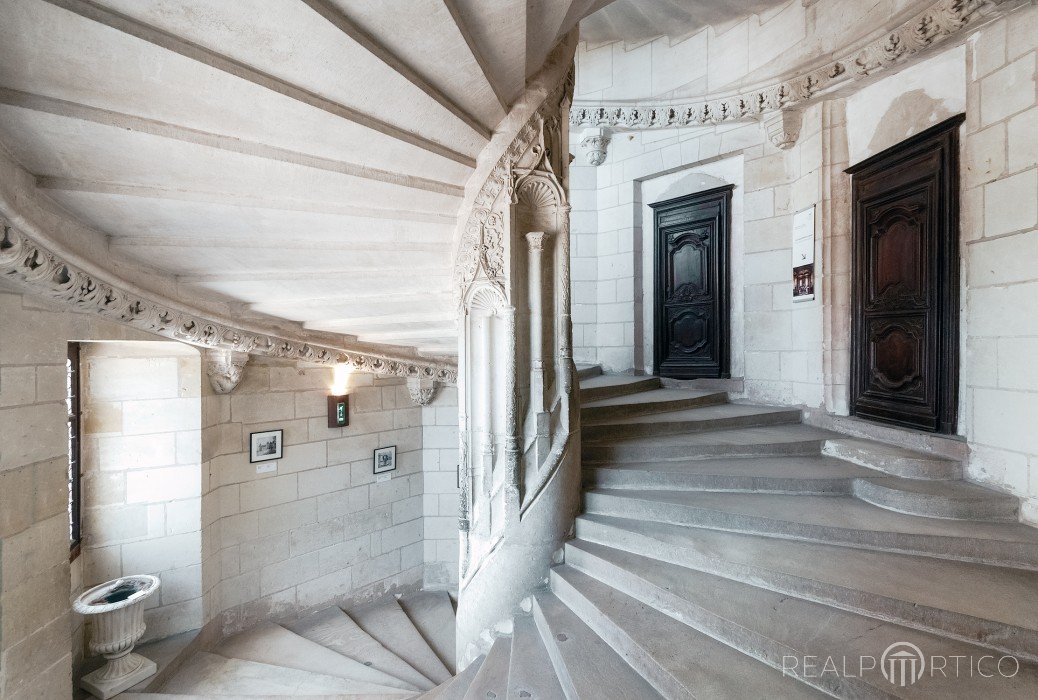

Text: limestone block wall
xmin=78 ymin=342 xmax=203 ymax=643
xmin=200 ymin=359 xmax=451 ymax=635
xmin=421 ymin=386 xmax=460 ymax=590
xmin=0 ymin=289 xmax=160 ymax=700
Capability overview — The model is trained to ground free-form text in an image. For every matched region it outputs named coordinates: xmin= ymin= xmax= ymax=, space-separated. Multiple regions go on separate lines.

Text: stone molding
xmin=406 ymin=376 xmax=439 ymax=405
xmin=204 ymin=348 xmax=250 ymax=394
xmin=569 ymin=0 xmax=1012 ymax=131
xmin=764 ymin=108 xmax=803 ymax=150
xmin=578 ymin=128 xmax=610 ymax=165
xmin=0 ymin=221 xmax=458 ymax=383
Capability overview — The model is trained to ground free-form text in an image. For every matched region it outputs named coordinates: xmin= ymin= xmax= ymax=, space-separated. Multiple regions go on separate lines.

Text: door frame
xmin=845 ymin=114 xmax=963 ymax=434
xmin=650 ymin=185 xmax=733 ymax=379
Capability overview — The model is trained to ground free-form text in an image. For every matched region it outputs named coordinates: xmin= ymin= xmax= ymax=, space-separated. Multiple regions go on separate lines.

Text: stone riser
xmin=580 ymin=392 xmax=728 ymax=422
xmin=583 ymin=491 xmax=1038 ymax=569
xmin=572 ymin=519 xmax=1038 ymax=662
xmin=583 ymin=439 xmax=826 ymax=464
xmin=578 ymin=377 xmax=662 ymax=403
xmin=584 ymin=468 xmax=855 ymax=495
xmin=560 ymin=546 xmax=884 ymax=699
xmin=852 ymin=479 xmax=1019 ymax=522
xmin=823 ymin=439 xmax=963 ymax=480
xmin=582 ymin=409 xmax=803 ymax=441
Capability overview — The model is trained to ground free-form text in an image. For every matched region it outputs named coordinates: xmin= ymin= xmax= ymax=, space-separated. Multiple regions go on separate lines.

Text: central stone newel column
xmin=73 ymin=575 xmax=161 ymax=699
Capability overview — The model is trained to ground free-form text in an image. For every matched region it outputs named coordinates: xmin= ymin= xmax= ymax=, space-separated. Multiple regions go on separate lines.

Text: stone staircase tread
xmin=587 ymin=455 xmax=876 ymax=477
xmin=827 ymin=436 xmax=959 ymax=463
xmin=121 ymin=695 xmax=364 ymax=700
xmin=533 ymin=591 xmax=664 ymax=699
xmin=580 ymin=387 xmax=725 ymax=408
xmin=575 ymin=514 xmax=1038 ymax=638
xmin=860 ymin=476 xmax=1018 ymax=501
xmin=285 ymin=607 xmax=435 ymax=691
xmin=428 ymin=655 xmax=485 ymax=700
xmin=578 ymin=374 xmax=660 ymax=390
xmin=214 ymin=621 xmax=417 ymax=693
xmin=583 ymin=402 xmax=800 ymax=426
xmin=575 ymin=364 xmax=603 ymax=380
xmin=461 ymin=636 xmax=510 ymax=700
xmin=589 ymin=424 xmax=838 ymax=447
xmin=506 ymin=615 xmax=567 ymax=700
xmin=397 ymin=591 xmax=458 ymax=675
xmin=565 ymin=541 xmax=1038 ymax=697
xmin=159 ymin=651 xmax=416 ymax=697
xmin=348 ymin=600 xmax=454 ymax=685
xmin=585 ymin=489 xmax=1038 ymax=545
xmin=550 ymin=564 xmax=824 ymax=698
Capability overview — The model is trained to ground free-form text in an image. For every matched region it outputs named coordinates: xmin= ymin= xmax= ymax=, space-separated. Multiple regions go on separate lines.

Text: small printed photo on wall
xmin=249 ymin=429 xmax=283 ymax=463
xmin=374 ymin=445 xmax=397 ymax=474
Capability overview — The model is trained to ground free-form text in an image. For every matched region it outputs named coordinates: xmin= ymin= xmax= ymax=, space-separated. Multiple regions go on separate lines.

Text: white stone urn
xmin=73 ymin=575 xmax=161 ymax=699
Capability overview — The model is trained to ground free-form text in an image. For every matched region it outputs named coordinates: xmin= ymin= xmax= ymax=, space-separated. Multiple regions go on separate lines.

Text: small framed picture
xmin=373 ymin=445 xmax=397 ymax=474
xmin=249 ymin=429 xmax=283 ymax=463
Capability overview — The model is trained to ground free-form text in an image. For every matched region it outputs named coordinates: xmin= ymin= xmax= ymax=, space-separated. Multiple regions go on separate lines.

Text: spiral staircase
xmin=118 ymin=365 xmax=1038 ymax=699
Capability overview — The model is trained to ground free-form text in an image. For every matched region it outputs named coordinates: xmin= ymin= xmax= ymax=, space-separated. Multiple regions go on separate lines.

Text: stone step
xmin=123 ymin=695 xmax=356 ymax=700
xmin=506 ymin=614 xmax=566 ymax=700
xmin=215 ymin=621 xmax=417 ymax=693
xmin=565 ymin=541 xmax=1038 ymax=698
xmin=421 ymin=656 xmax=485 ymax=700
xmin=852 ymin=477 xmax=1020 ymax=521
xmin=584 ymin=455 xmax=877 ymax=494
xmin=550 ymin=564 xmax=823 ymax=699
xmin=582 ymin=402 xmax=802 ymax=440
xmin=461 ymin=636 xmax=510 ymax=700
xmin=574 ymin=515 xmax=1038 ymax=660
xmin=532 ymin=591 xmax=663 ymax=699
xmin=580 ymin=388 xmax=728 ymax=422
xmin=823 ymin=437 xmax=962 ymax=480
xmin=159 ymin=652 xmax=416 ymax=698
xmin=578 ymin=374 xmax=661 ymax=403
xmin=348 ymin=599 xmax=454 ymax=685
xmin=583 ymin=489 xmax=1038 ymax=569
xmin=575 ymin=364 xmax=603 ymax=381
xmin=583 ymin=425 xmax=835 ymax=464
xmin=398 ymin=591 xmax=457 ymax=675
xmin=285 ymin=607 xmax=435 ymax=691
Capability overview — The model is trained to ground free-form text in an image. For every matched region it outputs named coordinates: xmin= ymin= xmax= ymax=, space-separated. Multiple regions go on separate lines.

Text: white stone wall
xmin=79 ymin=342 xmax=203 ymax=643
xmin=421 ymin=387 xmax=460 ymax=589
xmin=959 ymin=5 xmax=1038 ymax=522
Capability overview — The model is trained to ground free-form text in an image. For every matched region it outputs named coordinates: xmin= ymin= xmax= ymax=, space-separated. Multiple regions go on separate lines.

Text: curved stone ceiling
xmin=0 ymin=0 xmax=602 ymax=358
xmin=579 ymin=0 xmax=788 ymax=45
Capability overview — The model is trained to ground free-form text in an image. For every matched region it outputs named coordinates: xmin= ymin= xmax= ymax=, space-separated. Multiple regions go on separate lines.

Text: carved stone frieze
xmin=0 ymin=221 xmax=457 ymax=383
xmin=204 ymin=348 xmax=249 ymax=394
xmin=570 ymin=0 xmax=1011 ymax=131
xmin=406 ymin=376 xmax=439 ymax=406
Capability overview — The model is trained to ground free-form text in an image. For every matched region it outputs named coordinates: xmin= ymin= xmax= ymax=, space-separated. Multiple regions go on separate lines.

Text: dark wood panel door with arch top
xmin=846 ymin=115 xmax=963 ymax=433
xmin=651 ymin=186 xmax=732 ymax=379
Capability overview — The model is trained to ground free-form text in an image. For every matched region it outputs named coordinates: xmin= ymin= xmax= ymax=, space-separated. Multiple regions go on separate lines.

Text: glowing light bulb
xmin=331 ymin=363 xmax=351 ymax=396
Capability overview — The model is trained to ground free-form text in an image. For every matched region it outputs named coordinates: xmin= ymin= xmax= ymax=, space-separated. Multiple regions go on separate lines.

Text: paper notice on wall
xmin=792 ymin=205 xmax=816 ymax=302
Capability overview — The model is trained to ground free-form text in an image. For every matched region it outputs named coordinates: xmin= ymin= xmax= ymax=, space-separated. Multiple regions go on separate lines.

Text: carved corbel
xmin=407 ymin=376 xmax=439 ymax=406
xmin=763 ymin=108 xmax=803 ymax=150
xmin=578 ymin=127 xmax=610 ymax=166
xmin=204 ymin=349 xmax=249 ymax=394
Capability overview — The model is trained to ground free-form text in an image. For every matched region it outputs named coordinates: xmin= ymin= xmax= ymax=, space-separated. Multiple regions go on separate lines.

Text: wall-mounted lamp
xmin=328 ymin=363 xmax=351 ymax=428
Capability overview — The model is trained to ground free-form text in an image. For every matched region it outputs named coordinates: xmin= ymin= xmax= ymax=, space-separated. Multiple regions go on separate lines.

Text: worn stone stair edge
xmin=460 ymin=636 xmax=510 ymax=700
xmin=572 ymin=519 xmax=1038 ymax=662
xmin=583 ymin=490 xmax=1038 ymax=569
xmin=561 ymin=545 xmax=896 ymax=700
xmin=582 ymin=438 xmax=828 ymax=462
xmin=506 ymin=614 xmax=567 ymax=700
xmin=584 ymin=466 xmax=857 ymax=495
xmin=581 ymin=407 xmax=803 ymax=437
xmin=578 ymin=375 xmax=663 ymax=403
xmin=823 ymin=438 xmax=963 ymax=480
xmin=422 ymin=655 xmax=484 ymax=700
xmin=580 ymin=391 xmax=730 ymax=421
xmin=852 ymin=478 xmax=1020 ymax=522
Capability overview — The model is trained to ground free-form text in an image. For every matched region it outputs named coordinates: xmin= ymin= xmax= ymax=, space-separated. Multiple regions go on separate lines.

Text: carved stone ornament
xmin=204 ymin=348 xmax=249 ymax=394
xmin=764 ymin=109 xmax=803 ymax=150
xmin=570 ymin=0 xmax=1012 ymax=131
xmin=579 ymin=128 xmax=610 ymax=166
xmin=0 ymin=221 xmax=457 ymax=383
xmin=406 ymin=376 xmax=439 ymax=406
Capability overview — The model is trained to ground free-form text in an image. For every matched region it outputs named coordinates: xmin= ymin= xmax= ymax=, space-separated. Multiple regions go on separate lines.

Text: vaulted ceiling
xmin=0 ymin=0 xmax=608 ymax=356
xmin=580 ymin=0 xmax=788 ymax=45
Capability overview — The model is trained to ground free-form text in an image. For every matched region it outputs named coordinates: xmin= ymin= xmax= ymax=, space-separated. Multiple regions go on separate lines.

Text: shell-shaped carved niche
xmin=517 ymin=179 xmax=558 ymax=211
xmin=466 ymin=284 xmax=507 ymax=314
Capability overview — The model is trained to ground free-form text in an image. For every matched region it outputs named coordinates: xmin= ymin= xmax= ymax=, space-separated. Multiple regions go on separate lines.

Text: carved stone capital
xmin=763 ymin=109 xmax=803 ymax=150
xmin=406 ymin=376 xmax=439 ymax=406
xmin=204 ymin=349 xmax=249 ymax=394
xmin=525 ymin=231 xmax=549 ymax=251
xmin=578 ymin=128 xmax=610 ymax=166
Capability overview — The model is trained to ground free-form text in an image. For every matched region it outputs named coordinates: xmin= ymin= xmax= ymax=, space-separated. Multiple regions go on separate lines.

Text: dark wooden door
xmin=651 ymin=186 xmax=732 ymax=379
xmin=846 ymin=115 xmax=963 ymax=433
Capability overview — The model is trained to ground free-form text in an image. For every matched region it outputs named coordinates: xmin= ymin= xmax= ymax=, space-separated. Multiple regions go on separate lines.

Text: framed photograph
xmin=373 ymin=445 xmax=397 ymax=474
xmin=249 ymin=429 xmax=283 ymax=463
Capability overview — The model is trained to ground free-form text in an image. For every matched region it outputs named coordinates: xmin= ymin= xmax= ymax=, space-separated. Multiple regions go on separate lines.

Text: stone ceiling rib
xmin=39 ymin=0 xmax=477 ymax=168
xmin=36 ymin=177 xmax=455 ymax=225
xmin=0 ymin=88 xmax=463 ymax=198
xmin=300 ymin=0 xmax=493 ymax=141
xmin=440 ymin=0 xmax=510 ymax=113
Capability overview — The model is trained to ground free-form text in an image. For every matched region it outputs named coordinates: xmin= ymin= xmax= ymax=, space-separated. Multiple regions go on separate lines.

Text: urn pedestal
xmin=72 ymin=575 xmax=161 ymax=699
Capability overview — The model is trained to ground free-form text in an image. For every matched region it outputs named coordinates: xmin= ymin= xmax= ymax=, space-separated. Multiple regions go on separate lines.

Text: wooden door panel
xmin=847 ymin=115 xmax=962 ymax=433
xmin=651 ymin=186 xmax=732 ymax=379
